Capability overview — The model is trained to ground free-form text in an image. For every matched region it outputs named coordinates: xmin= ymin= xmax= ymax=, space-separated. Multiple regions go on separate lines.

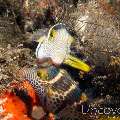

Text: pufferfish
xmin=35 ymin=23 xmax=91 ymax=72
xmin=18 ymin=66 xmax=81 ymax=114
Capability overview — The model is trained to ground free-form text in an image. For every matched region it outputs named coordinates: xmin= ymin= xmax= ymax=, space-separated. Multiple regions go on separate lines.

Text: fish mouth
xmin=63 ymin=55 xmax=91 ymax=72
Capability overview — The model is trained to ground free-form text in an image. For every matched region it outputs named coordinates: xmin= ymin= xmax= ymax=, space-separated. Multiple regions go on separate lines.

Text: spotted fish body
xmin=19 ymin=66 xmax=81 ymax=113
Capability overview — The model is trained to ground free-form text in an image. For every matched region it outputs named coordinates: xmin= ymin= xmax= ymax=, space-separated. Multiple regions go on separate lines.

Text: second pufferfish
xmin=18 ymin=66 xmax=81 ymax=114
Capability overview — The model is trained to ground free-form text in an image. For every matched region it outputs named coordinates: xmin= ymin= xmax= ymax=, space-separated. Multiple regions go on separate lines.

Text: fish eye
xmin=50 ymin=29 xmax=56 ymax=38
xmin=50 ymin=32 xmax=53 ymax=37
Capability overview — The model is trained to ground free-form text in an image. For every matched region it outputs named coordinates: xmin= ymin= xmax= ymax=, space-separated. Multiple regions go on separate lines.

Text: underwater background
xmin=0 ymin=0 xmax=120 ymax=120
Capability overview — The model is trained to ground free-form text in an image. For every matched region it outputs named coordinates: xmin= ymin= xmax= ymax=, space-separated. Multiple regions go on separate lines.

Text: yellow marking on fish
xmin=49 ymin=29 xmax=57 ymax=40
xmin=68 ymin=36 xmax=75 ymax=44
xmin=47 ymin=87 xmax=54 ymax=97
xmin=37 ymin=69 xmax=48 ymax=80
xmin=37 ymin=36 xmax=46 ymax=43
xmin=64 ymin=55 xmax=91 ymax=72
